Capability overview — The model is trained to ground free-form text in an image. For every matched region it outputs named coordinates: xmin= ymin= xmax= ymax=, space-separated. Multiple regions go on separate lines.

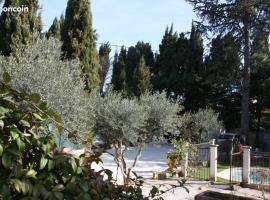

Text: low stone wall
xmin=243 ymin=183 xmax=270 ymax=192
xmin=195 ymin=191 xmax=258 ymax=200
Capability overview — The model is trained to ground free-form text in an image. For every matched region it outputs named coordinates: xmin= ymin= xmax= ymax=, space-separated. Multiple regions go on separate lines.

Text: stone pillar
xmin=210 ymin=144 xmax=218 ymax=182
xmin=242 ymin=146 xmax=251 ymax=185
xmin=182 ymin=153 xmax=189 ymax=178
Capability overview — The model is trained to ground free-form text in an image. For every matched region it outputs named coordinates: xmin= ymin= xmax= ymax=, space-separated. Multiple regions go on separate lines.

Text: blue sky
xmin=39 ymin=0 xmax=196 ymax=51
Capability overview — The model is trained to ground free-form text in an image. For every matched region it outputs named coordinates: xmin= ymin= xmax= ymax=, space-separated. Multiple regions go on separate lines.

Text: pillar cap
xmin=242 ymin=146 xmax=252 ymax=149
xmin=209 ymin=144 xmax=219 ymax=147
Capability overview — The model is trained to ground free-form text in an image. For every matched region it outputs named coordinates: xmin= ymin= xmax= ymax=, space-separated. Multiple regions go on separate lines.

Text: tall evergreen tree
xmin=125 ymin=46 xmax=138 ymax=91
xmin=46 ymin=17 xmax=61 ymax=39
xmin=125 ymin=41 xmax=154 ymax=94
xmin=186 ymin=0 xmax=270 ymax=140
xmin=99 ymin=42 xmax=111 ymax=91
xmin=153 ymin=24 xmax=207 ymax=105
xmin=204 ymin=34 xmax=241 ymax=130
xmin=132 ymin=57 xmax=151 ymax=96
xmin=135 ymin=41 xmax=155 ymax=72
xmin=59 ymin=13 xmax=65 ymax=36
xmin=153 ymin=25 xmax=182 ymax=96
xmin=0 ymin=0 xmax=42 ymax=55
xmin=250 ymin=28 xmax=270 ymax=147
xmin=182 ymin=23 xmax=205 ymax=111
xmin=61 ymin=0 xmax=100 ymax=90
xmin=112 ymin=47 xmax=127 ymax=93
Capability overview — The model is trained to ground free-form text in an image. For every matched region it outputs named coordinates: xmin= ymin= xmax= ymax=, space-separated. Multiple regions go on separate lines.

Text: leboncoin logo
xmin=1 ymin=5 xmax=29 ymax=13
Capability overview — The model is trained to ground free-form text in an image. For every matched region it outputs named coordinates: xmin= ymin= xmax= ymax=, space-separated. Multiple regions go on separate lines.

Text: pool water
xmin=231 ymin=168 xmax=270 ymax=185
xmin=250 ymin=169 xmax=270 ymax=184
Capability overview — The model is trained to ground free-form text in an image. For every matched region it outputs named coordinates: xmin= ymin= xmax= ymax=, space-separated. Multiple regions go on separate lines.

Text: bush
xmin=178 ymin=108 xmax=223 ymax=143
xmin=168 ymin=139 xmax=189 ymax=160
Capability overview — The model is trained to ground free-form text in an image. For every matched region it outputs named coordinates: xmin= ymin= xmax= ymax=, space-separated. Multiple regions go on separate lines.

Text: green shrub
xmin=168 ymin=139 xmax=189 ymax=160
xmin=178 ymin=108 xmax=223 ymax=143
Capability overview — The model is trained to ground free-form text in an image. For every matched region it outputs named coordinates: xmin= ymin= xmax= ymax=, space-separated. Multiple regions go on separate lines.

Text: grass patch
xmin=217 ymin=177 xmax=230 ymax=183
xmin=218 ymin=164 xmax=230 ymax=172
xmin=188 ymin=167 xmax=210 ymax=180
xmin=188 ymin=164 xmax=230 ymax=180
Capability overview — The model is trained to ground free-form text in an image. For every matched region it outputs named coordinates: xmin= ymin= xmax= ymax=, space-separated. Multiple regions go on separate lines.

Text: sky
xmin=39 ymin=0 xmax=196 ymax=52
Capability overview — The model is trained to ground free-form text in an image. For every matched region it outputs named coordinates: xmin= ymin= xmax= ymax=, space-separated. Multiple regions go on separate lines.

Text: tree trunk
xmin=240 ymin=19 xmax=251 ymax=143
xmin=255 ymin=111 xmax=261 ymax=148
xmin=126 ymin=144 xmax=143 ymax=184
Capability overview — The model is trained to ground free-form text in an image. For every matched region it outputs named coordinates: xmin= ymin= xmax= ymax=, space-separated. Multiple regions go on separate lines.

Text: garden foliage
xmin=178 ymin=108 xmax=223 ymax=143
xmin=0 ymin=38 xmax=94 ymax=143
xmin=0 ymin=73 xmax=160 ymax=200
xmin=94 ymin=89 xmax=182 ymax=184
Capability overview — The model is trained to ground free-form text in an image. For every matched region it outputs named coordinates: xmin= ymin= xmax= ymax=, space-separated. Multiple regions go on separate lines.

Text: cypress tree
xmin=125 ymin=41 xmax=154 ymax=95
xmin=99 ymin=42 xmax=111 ymax=91
xmin=125 ymin=46 xmax=139 ymax=92
xmin=183 ymin=23 xmax=205 ymax=111
xmin=0 ymin=0 xmax=42 ymax=56
xmin=134 ymin=41 xmax=154 ymax=72
xmin=46 ymin=17 xmax=61 ymax=39
xmin=62 ymin=0 xmax=100 ymax=90
xmin=59 ymin=14 xmax=65 ymax=35
xmin=132 ymin=57 xmax=151 ymax=96
xmin=188 ymin=23 xmax=204 ymax=73
xmin=152 ymin=25 xmax=181 ymax=96
xmin=112 ymin=47 xmax=127 ymax=93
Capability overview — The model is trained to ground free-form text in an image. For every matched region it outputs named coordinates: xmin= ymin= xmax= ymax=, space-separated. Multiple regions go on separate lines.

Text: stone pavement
xmin=141 ymin=179 xmax=270 ymax=200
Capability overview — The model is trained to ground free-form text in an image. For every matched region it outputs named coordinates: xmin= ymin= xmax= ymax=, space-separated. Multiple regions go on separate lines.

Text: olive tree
xmin=0 ymin=38 xmax=94 ymax=143
xmin=178 ymin=108 xmax=223 ymax=143
xmin=140 ymin=91 xmax=181 ymax=142
xmin=94 ymin=90 xmax=181 ymax=185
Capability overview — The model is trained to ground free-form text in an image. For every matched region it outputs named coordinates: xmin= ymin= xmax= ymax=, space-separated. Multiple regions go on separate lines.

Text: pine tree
xmin=112 ymin=47 xmax=126 ymax=93
xmin=132 ymin=57 xmax=151 ymax=96
xmin=250 ymin=28 xmax=270 ymax=147
xmin=62 ymin=0 xmax=100 ymax=90
xmin=99 ymin=42 xmax=111 ymax=91
xmin=46 ymin=17 xmax=61 ymax=39
xmin=186 ymin=0 xmax=270 ymax=140
xmin=204 ymin=34 xmax=241 ymax=130
xmin=0 ymin=0 xmax=42 ymax=56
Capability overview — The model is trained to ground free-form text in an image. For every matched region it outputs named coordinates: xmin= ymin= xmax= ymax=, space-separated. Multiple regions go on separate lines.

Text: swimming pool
xmin=217 ymin=167 xmax=270 ymax=185
xmin=250 ymin=168 xmax=270 ymax=185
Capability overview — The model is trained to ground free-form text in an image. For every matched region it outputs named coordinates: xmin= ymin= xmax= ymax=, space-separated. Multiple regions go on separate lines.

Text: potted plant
xmin=167 ymin=150 xmax=181 ymax=172
xmin=167 ymin=139 xmax=189 ymax=172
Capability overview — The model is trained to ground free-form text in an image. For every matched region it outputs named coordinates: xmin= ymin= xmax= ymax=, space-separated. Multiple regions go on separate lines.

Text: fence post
xmin=210 ymin=144 xmax=218 ymax=182
xmin=242 ymin=146 xmax=251 ymax=185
